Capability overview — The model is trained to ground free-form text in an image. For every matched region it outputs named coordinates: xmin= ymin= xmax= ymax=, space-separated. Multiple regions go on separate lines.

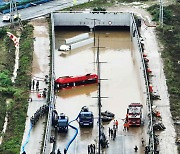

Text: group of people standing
xmin=31 ymin=79 xmax=40 ymax=91
xmin=88 ymin=144 xmax=95 ymax=154
xmin=108 ymin=119 xmax=119 ymax=140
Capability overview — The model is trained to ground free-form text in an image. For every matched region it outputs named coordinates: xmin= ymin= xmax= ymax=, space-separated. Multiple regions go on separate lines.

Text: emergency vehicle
xmin=127 ymin=103 xmax=143 ymax=126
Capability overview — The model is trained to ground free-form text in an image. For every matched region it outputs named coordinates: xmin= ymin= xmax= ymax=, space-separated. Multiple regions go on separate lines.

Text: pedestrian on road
xmin=115 ymin=120 xmax=119 ymax=129
xmin=64 ymin=148 xmax=67 ymax=154
xmin=110 ymin=129 xmax=113 ymax=139
xmin=108 ymin=127 xmax=111 ymax=137
xmin=57 ymin=149 xmax=61 ymax=154
xmin=113 ymin=120 xmax=116 ymax=129
xmin=113 ymin=129 xmax=116 ymax=140
xmin=123 ymin=122 xmax=127 ymax=131
xmin=36 ymin=80 xmax=39 ymax=91
xmin=141 ymin=137 xmax=145 ymax=146
xmin=134 ymin=145 xmax=138 ymax=152
xmin=88 ymin=145 xmax=91 ymax=154
xmin=32 ymin=80 xmax=35 ymax=90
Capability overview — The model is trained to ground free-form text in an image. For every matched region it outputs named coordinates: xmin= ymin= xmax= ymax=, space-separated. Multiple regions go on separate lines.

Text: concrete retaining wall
xmin=53 ymin=12 xmax=130 ymax=28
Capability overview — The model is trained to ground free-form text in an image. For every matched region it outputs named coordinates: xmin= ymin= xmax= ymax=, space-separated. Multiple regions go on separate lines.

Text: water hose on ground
xmin=21 ymin=122 xmax=33 ymax=153
xmin=64 ymin=114 xmax=79 ymax=153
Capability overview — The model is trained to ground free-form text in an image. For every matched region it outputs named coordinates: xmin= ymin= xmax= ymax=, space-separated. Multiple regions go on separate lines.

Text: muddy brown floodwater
xmin=54 ymin=29 xmax=146 ymax=154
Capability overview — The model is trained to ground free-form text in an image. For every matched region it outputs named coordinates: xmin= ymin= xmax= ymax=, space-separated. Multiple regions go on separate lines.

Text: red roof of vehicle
xmin=55 ymin=73 xmax=98 ymax=84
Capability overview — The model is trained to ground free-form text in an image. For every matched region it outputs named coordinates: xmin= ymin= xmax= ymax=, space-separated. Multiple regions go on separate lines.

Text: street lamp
xmin=86 ymin=18 xmax=101 ymax=46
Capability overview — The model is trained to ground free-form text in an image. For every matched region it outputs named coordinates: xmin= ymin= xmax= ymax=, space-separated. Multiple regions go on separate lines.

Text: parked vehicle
xmin=54 ymin=73 xmax=98 ymax=90
xmin=2 ymin=13 xmax=20 ymax=22
xmin=101 ymin=111 xmax=115 ymax=118
xmin=52 ymin=111 xmax=69 ymax=133
xmin=101 ymin=116 xmax=113 ymax=122
xmin=79 ymin=106 xmax=94 ymax=127
xmin=57 ymin=113 xmax=69 ymax=133
xmin=127 ymin=103 xmax=143 ymax=126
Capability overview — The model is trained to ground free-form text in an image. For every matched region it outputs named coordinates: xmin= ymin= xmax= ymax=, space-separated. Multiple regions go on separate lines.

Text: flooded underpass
xmin=54 ymin=28 xmax=146 ymax=154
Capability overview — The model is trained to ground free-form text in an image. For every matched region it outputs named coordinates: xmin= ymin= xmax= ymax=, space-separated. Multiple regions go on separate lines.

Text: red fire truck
xmin=127 ymin=103 xmax=143 ymax=126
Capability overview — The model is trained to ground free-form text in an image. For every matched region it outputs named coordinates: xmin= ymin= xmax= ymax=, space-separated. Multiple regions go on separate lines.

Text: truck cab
xmin=79 ymin=106 xmax=94 ymax=127
xmin=127 ymin=103 xmax=143 ymax=126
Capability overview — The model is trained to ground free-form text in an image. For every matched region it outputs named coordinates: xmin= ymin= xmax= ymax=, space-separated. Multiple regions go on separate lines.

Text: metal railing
xmin=42 ymin=12 xmax=56 ymax=154
xmin=130 ymin=13 xmax=155 ymax=154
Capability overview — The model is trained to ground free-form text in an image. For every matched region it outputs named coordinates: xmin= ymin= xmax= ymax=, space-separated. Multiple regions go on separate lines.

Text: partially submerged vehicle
xmin=101 ymin=116 xmax=113 ymax=122
xmin=101 ymin=111 xmax=115 ymax=118
xmin=101 ymin=110 xmax=114 ymax=122
xmin=79 ymin=106 xmax=94 ymax=127
xmin=54 ymin=73 xmax=98 ymax=90
xmin=58 ymin=45 xmax=71 ymax=51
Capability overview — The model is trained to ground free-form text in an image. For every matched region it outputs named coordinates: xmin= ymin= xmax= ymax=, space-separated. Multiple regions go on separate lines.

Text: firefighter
xmin=127 ymin=121 xmax=130 ymax=131
xmin=115 ymin=120 xmax=119 ymax=129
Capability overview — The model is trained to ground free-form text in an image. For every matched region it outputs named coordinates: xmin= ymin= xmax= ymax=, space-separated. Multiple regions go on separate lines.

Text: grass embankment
xmin=0 ymin=27 xmax=16 ymax=136
xmin=147 ymin=4 xmax=180 ymax=151
xmin=0 ymin=23 xmax=34 ymax=154
xmin=63 ymin=0 xmax=148 ymax=11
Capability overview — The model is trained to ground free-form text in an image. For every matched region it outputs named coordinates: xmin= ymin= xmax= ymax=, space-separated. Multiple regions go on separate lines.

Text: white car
xmin=58 ymin=45 xmax=71 ymax=51
xmin=2 ymin=13 xmax=20 ymax=22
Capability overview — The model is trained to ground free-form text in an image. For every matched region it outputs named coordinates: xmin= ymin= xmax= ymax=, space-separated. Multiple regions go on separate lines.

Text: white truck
xmin=2 ymin=13 xmax=20 ymax=22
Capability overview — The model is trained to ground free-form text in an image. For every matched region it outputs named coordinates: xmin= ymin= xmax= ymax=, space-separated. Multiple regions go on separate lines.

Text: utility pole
xmin=10 ymin=0 xmax=21 ymax=28
xmin=92 ymin=35 xmax=107 ymax=154
xmin=95 ymin=36 xmax=107 ymax=154
xmin=86 ymin=18 xmax=101 ymax=46
xmin=159 ymin=0 xmax=163 ymax=26
xmin=97 ymin=36 xmax=101 ymax=154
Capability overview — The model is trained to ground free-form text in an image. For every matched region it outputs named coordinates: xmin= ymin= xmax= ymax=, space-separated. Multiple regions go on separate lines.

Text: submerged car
xmin=58 ymin=45 xmax=71 ymax=51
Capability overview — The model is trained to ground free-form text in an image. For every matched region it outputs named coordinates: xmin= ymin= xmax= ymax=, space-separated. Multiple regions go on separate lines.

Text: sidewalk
xmin=21 ymin=17 xmax=50 ymax=154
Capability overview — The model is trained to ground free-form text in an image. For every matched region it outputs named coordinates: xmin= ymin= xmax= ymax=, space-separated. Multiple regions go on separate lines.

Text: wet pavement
xmin=21 ymin=17 xmax=50 ymax=154
xmin=54 ymin=30 xmax=146 ymax=154
xmin=140 ymin=21 xmax=178 ymax=154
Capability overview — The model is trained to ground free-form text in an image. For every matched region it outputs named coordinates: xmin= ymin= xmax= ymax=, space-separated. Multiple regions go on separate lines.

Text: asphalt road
xmin=0 ymin=0 xmax=88 ymax=27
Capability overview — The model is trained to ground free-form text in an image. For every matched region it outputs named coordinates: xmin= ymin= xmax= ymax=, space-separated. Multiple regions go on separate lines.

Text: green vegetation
xmin=0 ymin=27 xmax=16 ymax=135
xmin=148 ymin=4 xmax=180 ymax=151
xmin=0 ymin=24 xmax=33 ymax=154
xmin=63 ymin=0 xmax=147 ymax=11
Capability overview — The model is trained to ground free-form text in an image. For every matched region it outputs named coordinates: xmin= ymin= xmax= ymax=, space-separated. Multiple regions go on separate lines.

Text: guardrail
xmin=42 ymin=12 xmax=55 ymax=154
xmin=130 ymin=13 xmax=155 ymax=154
